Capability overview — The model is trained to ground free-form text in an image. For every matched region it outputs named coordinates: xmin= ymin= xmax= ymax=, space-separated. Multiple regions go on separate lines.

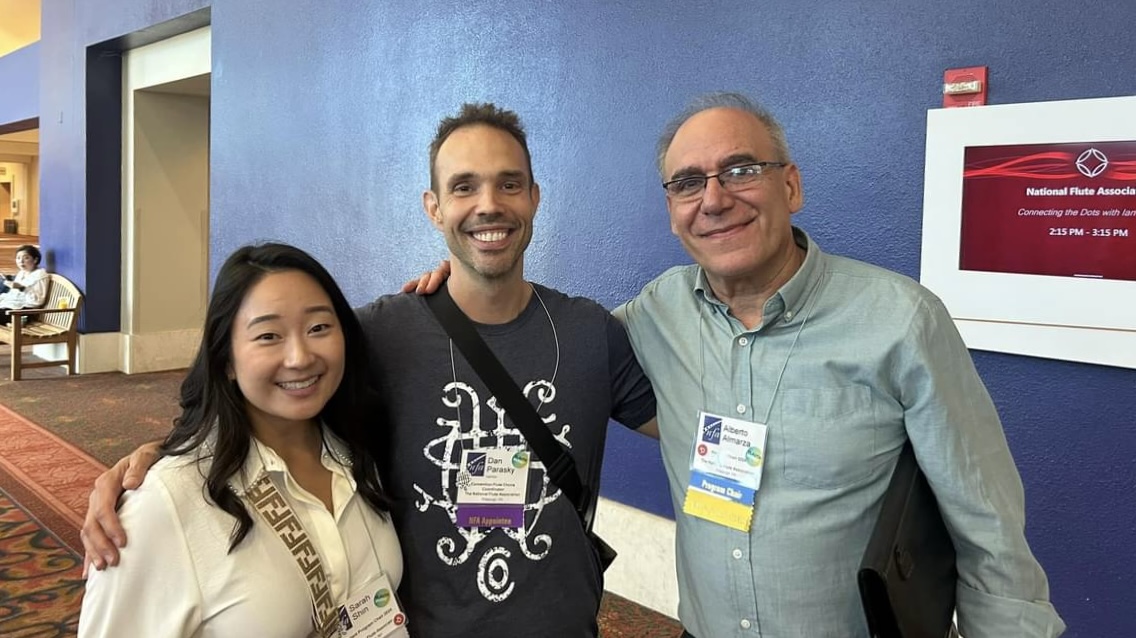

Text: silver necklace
xmin=448 ymin=283 xmax=560 ymax=426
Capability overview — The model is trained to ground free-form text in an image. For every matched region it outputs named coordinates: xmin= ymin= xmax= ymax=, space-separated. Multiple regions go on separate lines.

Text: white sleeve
xmin=21 ymin=269 xmax=49 ymax=308
xmin=78 ymin=473 xmax=204 ymax=638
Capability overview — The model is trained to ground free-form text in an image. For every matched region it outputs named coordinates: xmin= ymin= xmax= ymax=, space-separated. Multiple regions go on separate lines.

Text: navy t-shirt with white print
xmin=356 ymin=284 xmax=656 ymax=638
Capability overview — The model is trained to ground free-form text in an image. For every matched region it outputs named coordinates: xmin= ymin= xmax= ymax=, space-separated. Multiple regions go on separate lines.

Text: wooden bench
xmin=0 ymin=274 xmax=83 ymax=380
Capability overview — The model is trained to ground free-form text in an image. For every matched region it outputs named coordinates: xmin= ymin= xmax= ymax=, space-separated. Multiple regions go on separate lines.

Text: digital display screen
xmin=959 ymin=140 xmax=1136 ymax=281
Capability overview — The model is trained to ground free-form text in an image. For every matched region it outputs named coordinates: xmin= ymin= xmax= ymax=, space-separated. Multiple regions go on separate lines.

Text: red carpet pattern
xmin=0 ymin=405 xmax=107 ymax=533
xmin=0 ymin=405 xmax=101 ymax=637
xmin=0 ymin=489 xmax=83 ymax=637
xmin=598 ymin=592 xmax=684 ymax=637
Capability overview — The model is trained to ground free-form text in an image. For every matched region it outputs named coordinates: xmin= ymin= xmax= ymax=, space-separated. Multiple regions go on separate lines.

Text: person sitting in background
xmin=0 ymin=244 xmax=49 ymax=324
xmin=78 ymin=242 xmax=407 ymax=638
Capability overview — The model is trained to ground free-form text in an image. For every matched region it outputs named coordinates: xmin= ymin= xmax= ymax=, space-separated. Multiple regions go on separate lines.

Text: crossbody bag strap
xmin=424 ymin=285 xmax=590 ymax=523
xmin=246 ymin=474 xmax=341 ymax=638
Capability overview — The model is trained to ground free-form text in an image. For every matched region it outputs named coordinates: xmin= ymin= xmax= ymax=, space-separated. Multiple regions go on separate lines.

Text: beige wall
xmin=0 ymin=159 xmax=32 ymax=233
xmin=132 ymin=91 xmax=209 ymax=334
xmin=104 ymin=26 xmax=211 ymax=375
xmin=26 ymin=154 xmax=38 ymax=234
xmin=0 ymin=130 xmax=39 ymax=235
xmin=0 ymin=162 xmax=17 ymax=223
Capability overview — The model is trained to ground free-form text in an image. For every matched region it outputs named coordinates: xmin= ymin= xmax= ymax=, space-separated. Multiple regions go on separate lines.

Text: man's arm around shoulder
xmin=82 ymin=441 xmax=163 ymax=574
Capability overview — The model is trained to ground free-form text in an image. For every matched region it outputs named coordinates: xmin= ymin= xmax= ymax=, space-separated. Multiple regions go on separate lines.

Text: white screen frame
xmin=920 ymin=96 xmax=1136 ymax=369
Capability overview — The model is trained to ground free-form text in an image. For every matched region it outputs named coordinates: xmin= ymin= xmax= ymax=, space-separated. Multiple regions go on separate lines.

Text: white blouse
xmin=0 ymin=267 xmax=49 ymax=310
xmin=79 ymin=432 xmax=405 ymax=638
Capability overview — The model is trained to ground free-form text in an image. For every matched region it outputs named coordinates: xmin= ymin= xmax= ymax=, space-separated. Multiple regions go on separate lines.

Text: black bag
xmin=858 ymin=441 xmax=958 ymax=638
xmin=425 ymin=285 xmax=617 ymax=571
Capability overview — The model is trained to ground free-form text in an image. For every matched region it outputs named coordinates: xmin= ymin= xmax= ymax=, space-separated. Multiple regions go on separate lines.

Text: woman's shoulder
xmin=130 ymin=454 xmax=213 ymax=506
xmin=112 ymin=455 xmax=214 ymax=536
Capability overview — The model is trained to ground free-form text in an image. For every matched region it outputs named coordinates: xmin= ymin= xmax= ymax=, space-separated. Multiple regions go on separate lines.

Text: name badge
xmin=336 ymin=572 xmax=408 ymax=638
xmin=682 ymin=412 xmax=768 ymax=532
xmin=455 ymin=448 xmax=530 ymax=528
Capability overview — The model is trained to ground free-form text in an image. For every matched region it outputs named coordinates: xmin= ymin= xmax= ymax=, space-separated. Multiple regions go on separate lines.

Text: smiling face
xmin=662 ymin=107 xmax=803 ymax=290
xmin=423 ymin=124 xmax=540 ymax=283
xmin=15 ymin=250 xmax=37 ymax=272
xmin=229 ymin=269 xmax=345 ymax=438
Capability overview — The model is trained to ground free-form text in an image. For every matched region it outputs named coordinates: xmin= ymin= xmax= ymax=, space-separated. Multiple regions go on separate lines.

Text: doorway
xmin=120 ymin=27 xmax=210 ymax=373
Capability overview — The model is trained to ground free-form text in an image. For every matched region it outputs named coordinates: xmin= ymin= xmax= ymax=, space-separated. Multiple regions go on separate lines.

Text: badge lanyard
xmin=447 ymin=284 xmax=556 ymax=529
xmin=246 ymin=473 xmax=341 ymax=638
xmin=247 ymin=442 xmax=402 ymax=638
xmin=696 ymin=271 xmax=822 ymax=429
xmin=342 ymin=514 xmax=409 ymax=637
xmin=447 ymin=283 xmax=560 ymax=421
xmin=683 ymin=275 xmax=822 ymax=531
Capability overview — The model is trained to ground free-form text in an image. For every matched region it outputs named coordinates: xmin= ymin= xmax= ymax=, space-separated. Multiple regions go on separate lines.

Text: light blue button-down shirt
xmin=615 ymin=228 xmax=1064 ymax=638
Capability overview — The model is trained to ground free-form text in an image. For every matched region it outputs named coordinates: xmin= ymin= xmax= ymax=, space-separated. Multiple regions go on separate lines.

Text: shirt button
xmin=732 ymin=548 xmax=743 ymax=559
xmin=784 ymin=310 xmax=795 ymax=322
xmin=741 ymin=619 xmax=752 ymax=629
xmin=736 ymin=404 xmax=746 ymax=415
xmin=738 ymin=336 xmax=749 ymax=346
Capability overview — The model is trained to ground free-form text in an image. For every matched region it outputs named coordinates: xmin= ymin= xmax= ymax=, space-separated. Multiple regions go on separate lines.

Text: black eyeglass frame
xmin=661 ymin=161 xmax=788 ymax=199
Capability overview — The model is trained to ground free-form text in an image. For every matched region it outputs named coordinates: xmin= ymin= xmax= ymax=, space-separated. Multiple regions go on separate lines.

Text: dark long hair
xmin=161 ymin=242 xmax=389 ymax=550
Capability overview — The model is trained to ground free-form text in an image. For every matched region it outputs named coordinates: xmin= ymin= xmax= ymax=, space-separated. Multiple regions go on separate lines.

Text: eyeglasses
xmin=662 ymin=162 xmax=787 ymax=201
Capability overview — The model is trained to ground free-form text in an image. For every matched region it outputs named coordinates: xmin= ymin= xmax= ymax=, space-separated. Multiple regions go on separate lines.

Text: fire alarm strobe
xmin=942 ymin=66 xmax=988 ymax=108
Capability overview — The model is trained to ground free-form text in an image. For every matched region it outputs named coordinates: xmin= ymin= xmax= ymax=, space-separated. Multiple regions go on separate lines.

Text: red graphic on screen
xmin=959 ymin=141 xmax=1136 ymax=281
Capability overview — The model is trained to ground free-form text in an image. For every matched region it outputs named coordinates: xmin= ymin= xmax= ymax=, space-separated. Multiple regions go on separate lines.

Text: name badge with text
xmin=682 ymin=412 xmax=768 ymax=532
xmin=455 ymin=448 xmax=530 ymax=528
xmin=336 ymin=572 xmax=408 ymax=638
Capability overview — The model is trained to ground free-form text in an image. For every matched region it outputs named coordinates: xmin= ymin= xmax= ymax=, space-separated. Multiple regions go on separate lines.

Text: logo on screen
xmin=701 ymin=415 xmax=722 ymax=445
xmin=1076 ymin=148 xmax=1108 ymax=178
xmin=466 ymin=452 xmax=487 ymax=476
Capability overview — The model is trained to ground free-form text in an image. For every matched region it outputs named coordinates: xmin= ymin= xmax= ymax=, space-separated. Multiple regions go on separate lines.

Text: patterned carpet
xmin=0 ymin=408 xmax=88 ymax=638
xmin=0 ymin=487 xmax=84 ymax=637
xmin=0 ymin=405 xmax=107 ymax=541
xmin=0 ymin=369 xmax=683 ymax=637
xmin=0 ymin=369 xmax=183 ymax=466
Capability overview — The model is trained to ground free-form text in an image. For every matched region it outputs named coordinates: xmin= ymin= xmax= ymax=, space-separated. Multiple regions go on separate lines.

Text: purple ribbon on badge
xmin=457 ymin=504 xmax=525 ymax=528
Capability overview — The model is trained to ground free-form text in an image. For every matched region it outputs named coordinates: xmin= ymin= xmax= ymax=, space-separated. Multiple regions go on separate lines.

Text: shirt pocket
xmin=778 ymin=384 xmax=878 ymax=489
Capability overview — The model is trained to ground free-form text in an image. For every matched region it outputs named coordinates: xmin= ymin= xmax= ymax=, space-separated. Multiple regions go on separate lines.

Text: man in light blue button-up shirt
xmin=614 ymin=93 xmax=1064 ymax=638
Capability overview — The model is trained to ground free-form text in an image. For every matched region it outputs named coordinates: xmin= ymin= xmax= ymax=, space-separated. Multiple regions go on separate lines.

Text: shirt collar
xmin=227 ymin=425 xmax=356 ymax=497
xmin=693 ymin=226 xmax=823 ymax=328
xmin=777 ymin=226 xmax=824 ymax=322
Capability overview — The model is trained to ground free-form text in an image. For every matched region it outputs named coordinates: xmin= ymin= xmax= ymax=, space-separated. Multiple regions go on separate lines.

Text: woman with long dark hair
xmin=80 ymin=243 xmax=408 ymax=637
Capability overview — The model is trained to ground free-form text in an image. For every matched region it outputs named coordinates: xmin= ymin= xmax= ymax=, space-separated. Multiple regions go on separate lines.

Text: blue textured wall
xmin=0 ymin=43 xmax=38 ymax=126
xmin=14 ymin=1 xmax=1136 ymax=635
xmin=208 ymin=4 xmax=1134 ymax=635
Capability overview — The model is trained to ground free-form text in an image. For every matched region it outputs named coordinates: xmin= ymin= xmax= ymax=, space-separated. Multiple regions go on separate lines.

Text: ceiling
xmin=0 ymin=0 xmax=41 ymax=57
xmin=142 ymin=73 xmax=211 ymax=97
xmin=0 ymin=129 xmax=38 ymax=143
